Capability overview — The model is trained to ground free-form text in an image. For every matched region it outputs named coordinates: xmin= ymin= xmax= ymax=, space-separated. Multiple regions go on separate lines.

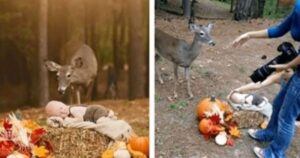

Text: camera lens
xmin=249 ymin=42 xmax=298 ymax=83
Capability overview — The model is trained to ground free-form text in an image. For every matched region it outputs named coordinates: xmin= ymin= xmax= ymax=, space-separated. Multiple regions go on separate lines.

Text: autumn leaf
xmin=224 ymin=113 xmax=233 ymax=122
xmin=32 ymin=146 xmax=49 ymax=158
xmin=22 ymin=120 xmax=40 ymax=131
xmin=202 ymin=133 xmax=213 ymax=141
xmin=226 ymin=136 xmax=235 ymax=146
xmin=42 ymin=140 xmax=53 ymax=153
xmin=31 ymin=128 xmax=46 ymax=144
xmin=229 ymin=126 xmax=240 ymax=138
xmin=3 ymin=119 xmax=12 ymax=131
xmin=0 ymin=140 xmax=15 ymax=157
xmin=209 ymin=114 xmax=221 ymax=124
xmin=18 ymin=146 xmax=32 ymax=158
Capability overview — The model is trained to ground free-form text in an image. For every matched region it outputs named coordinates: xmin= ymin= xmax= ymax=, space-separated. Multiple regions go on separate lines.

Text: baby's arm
xmin=234 ymin=71 xmax=284 ymax=93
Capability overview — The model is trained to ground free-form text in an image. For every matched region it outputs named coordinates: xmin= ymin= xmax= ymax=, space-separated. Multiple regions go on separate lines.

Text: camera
xmin=250 ymin=42 xmax=299 ymax=83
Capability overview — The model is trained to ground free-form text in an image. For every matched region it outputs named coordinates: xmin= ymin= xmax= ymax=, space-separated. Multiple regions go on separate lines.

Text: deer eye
xmin=199 ymin=32 xmax=205 ymax=36
xmin=67 ymin=74 xmax=71 ymax=78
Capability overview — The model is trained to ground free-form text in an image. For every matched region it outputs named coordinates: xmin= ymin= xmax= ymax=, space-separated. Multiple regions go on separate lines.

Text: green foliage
xmin=169 ymin=100 xmax=188 ymax=110
xmin=264 ymin=0 xmax=292 ymax=19
xmin=215 ymin=0 xmax=292 ymax=19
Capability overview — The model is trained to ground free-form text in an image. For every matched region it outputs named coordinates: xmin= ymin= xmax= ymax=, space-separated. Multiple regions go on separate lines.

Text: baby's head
xmin=228 ymin=91 xmax=247 ymax=104
xmin=45 ymin=100 xmax=70 ymax=118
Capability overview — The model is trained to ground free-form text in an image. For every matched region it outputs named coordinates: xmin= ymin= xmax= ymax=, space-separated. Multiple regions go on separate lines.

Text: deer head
xmin=188 ymin=23 xmax=215 ymax=46
xmin=45 ymin=57 xmax=83 ymax=94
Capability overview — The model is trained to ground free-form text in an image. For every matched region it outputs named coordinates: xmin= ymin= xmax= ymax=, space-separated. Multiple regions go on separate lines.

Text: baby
xmin=45 ymin=100 xmax=116 ymax=124
xmin=45 ymin=100 xmax=134 ymax=141
xmin=227 ymin=91 xmax=273 ymax=128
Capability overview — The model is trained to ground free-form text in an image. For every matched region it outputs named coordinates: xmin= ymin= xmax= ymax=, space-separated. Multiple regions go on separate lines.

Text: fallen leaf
xmin=32 ymin=146 xmax=49 ymax=158
xmin=31 ymin=128 xmax=46 ymax=144
xmin=0 ymin=140 xmax=15 ymax=157
xmin=229 ymin=126 xmax=240 ymax=138
xmin=209 ymin=114 xmax=221 ymax=124
xmin=226 ymin=136 xmax=235 ymax=146
xmin=3 ymin=120 xmax=12 ymax=131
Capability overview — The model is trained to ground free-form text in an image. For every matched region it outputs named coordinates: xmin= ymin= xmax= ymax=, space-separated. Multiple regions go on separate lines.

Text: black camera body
xmin=250 ymin=42 xmax=299 ymax=83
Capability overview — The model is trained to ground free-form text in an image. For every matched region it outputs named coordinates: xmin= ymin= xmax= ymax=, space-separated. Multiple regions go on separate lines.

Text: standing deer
xmin=45 ymin=43 xmax=98 ymax=104
xmin=155 ymin=22 xmax=215 ymax=99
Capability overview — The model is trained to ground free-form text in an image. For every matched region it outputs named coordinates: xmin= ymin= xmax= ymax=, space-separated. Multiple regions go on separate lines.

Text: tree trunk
xmin=234 ymin=0 xmax=254 ymax=21
xmin=230 ymin=0 xmax=235 ymax=13
xmin=257 ymin=0 xmax=266 ymax=17
xmin=128 ymin=0 xmax=146 ymax=100
xmin=38 ymin=0 xmax=49 ymax=105
xmin=183 ymin=0 xmax=191 ymax=18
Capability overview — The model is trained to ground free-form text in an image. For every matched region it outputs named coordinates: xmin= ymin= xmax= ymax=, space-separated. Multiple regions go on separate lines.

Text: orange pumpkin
xmin=197 ymin=96 xmax=229 ymax=120
xmin=199 ymin=118 xmax=214 ymax=134
xmin=199 ymin=118 xmax=224 ymax=135
xmin=128 ymin=136 xmax=149 ymax=157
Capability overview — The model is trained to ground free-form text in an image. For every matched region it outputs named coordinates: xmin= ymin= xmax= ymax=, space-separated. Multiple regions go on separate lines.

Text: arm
xmin=232 ymin=30 xmax=268 ymax=47
xmin=270 ymin=56 xmax=300 ymax=71
xmin=267 ymin=12 xmax=293 ymax=38
xmin=231 ymin=12 xmax=293 ymax=48
xmin=235 ymin=71 xmax=284 ymax=92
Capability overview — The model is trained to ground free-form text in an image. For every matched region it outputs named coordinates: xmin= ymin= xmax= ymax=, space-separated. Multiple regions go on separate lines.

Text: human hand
xmin=269 ymin=64 xmax=289 ymax=71
xmin=232 ymin=33 xmax=250 ymax=48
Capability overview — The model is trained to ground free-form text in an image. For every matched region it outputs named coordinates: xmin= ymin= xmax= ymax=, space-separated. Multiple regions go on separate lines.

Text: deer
xmin=155 ymin=21 xmax=215 ymax=99
xmin=45 ymin=42 xmax=98 ymax=104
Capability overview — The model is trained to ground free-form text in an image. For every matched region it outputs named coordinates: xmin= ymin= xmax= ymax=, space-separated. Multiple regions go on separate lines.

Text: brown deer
xmin=45 ymin=42 xmax=98 ymax=104
xmin=155 ymin=22 xmax=215 ymax=99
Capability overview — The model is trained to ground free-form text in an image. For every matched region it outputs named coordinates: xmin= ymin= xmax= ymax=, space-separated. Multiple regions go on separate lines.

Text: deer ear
xmin=207 ymin=23 xmax=214 ymax=32
xmin=74 ymin=57 xmax=83 ymax=68
xmin=188 ymin=24 xmax=198 ymax=32
xmin=45 ymin=61 xmax=61 ymax=72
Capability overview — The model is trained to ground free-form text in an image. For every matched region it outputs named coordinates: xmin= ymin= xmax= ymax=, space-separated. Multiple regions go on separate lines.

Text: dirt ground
xmin=155 ymin=1 xmax=300 ymax=157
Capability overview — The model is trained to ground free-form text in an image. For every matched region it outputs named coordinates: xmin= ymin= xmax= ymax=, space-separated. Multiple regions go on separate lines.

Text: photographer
xmin=232 ymin=0 xmax=300 ymax=157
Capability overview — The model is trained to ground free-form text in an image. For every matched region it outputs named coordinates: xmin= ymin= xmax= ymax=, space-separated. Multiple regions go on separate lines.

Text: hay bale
xmin=232 ymin=111 xmax=265 ymax=129
xmin=44 ymin=127 xmax=111 ymax=158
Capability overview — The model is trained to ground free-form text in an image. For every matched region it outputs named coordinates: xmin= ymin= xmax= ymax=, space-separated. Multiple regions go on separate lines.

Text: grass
xmin=169 ymin=100 xmax=188 ymax=110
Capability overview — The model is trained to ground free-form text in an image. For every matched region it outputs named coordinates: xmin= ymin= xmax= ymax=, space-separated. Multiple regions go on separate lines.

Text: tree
xmin=128 ymin=0 xmax=146 ymax=100
xmin=38 ymin=0 xmax=49 ymax=105
xmin=234 ymin=0 xmax=266 ymax=20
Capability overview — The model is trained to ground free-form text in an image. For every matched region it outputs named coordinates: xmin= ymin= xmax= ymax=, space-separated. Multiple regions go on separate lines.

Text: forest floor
xmin=155 ymin=0 xmax=300 ymax=157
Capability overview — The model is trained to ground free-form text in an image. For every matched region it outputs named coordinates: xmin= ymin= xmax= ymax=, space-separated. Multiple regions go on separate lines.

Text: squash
xmin=198 ymin=118 xmax=224 ymax=135
xmin=197 ymin=96 xmax=229 ymax=120
xmin=128 ymin=136 xmax=149 ymax=157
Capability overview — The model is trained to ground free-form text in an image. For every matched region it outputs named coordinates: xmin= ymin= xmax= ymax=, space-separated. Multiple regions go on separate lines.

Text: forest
xmin=0 ymin=0 xmax=149 ymax=111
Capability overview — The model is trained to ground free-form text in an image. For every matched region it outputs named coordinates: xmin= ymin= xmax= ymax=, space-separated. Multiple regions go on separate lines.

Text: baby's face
xmin=45 ymin=101 xmax=69 ymax=118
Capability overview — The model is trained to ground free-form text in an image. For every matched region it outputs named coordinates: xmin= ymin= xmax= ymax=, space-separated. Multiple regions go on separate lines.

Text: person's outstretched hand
xmin=232 ymin=33 xmax=250 ymax=48
xmin=269 ymin=64 xmax=289 ymax=71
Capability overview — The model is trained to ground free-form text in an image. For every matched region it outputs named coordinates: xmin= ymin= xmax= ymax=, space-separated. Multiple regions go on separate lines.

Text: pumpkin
xmin=197 ymin=96 xmax=229 ymax=120
xmin=199 ymin=118 xmax=225 ymax=135
xmin=199 ymin=118 xmax=214 ymax=134
xmin=128 ymin=136 xmax=149 ymax=157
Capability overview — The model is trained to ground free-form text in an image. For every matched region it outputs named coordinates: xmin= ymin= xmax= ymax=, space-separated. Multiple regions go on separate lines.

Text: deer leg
xmin=86 ymin=80 xmax=94 ymax=101
xmin=69 ymin=85 xmax=75 ymax=104
xmin=185 ymin=67 xmax=193 ymax=99
xmin=173 ymin=63 xmax=178 ymax=99
xmin=76 ymin=87 xmax=81 ymax=105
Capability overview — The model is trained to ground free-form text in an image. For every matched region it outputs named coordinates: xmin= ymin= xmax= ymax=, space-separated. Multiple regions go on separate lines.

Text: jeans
xmin=254 ymin=71 xmax=300 ymax=158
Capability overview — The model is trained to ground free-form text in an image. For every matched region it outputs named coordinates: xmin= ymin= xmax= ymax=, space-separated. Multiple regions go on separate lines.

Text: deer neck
xmin=187 ymin=35 xmax=202 ymax=56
